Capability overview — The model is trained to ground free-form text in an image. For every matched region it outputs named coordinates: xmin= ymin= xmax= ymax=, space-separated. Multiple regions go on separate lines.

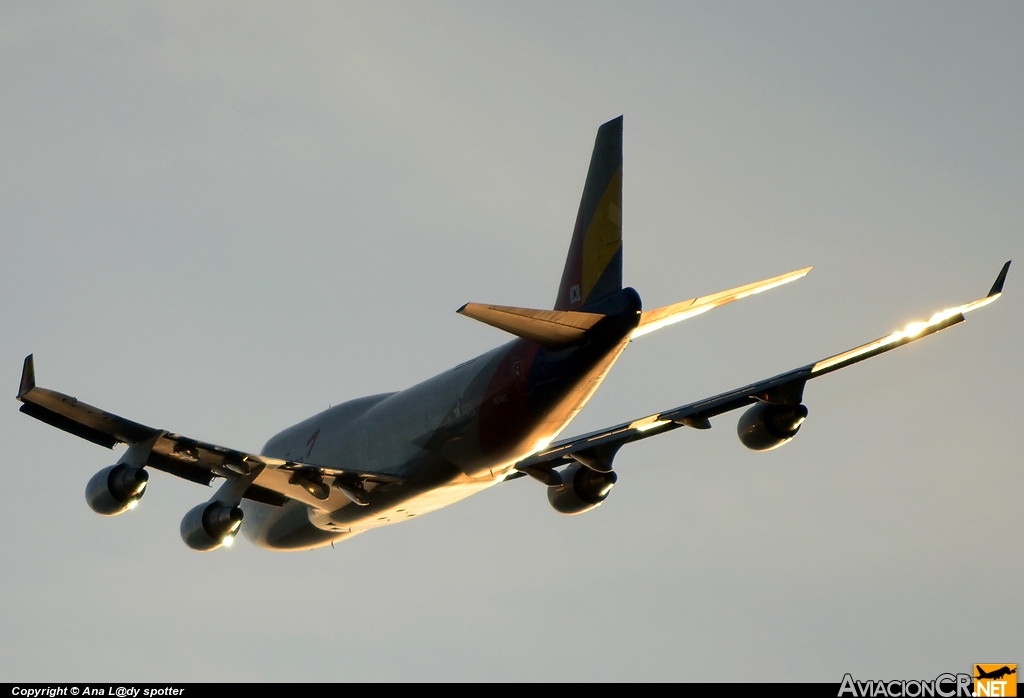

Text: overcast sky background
xmin=1 ymin=1 xmax=1020 ymax=682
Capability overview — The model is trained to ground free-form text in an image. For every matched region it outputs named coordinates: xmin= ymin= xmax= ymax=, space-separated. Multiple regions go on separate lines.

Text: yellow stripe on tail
xmin=555 ymin=117 xmax=623 ymax=311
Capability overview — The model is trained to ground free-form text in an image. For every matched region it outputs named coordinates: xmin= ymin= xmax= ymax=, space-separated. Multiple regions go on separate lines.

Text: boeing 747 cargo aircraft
xmin=16 ymin=117 xmax=1009 ymax=551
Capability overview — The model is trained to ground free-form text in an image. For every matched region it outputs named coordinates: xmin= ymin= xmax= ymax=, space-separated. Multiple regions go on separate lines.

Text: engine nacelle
xmin=180 ymin=502 xmax=244 ymax=551
xmin=737 ymin=402 xmax=808 ymax=452
xmin=85 ymin=464 xmax=149 ymax=516
xmin=547 ymin=464 xmax=618 ymax=515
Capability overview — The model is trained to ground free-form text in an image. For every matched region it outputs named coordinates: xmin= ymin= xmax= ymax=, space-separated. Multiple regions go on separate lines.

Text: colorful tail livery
xmin=555 ymin=116 xmax=623 ymax=310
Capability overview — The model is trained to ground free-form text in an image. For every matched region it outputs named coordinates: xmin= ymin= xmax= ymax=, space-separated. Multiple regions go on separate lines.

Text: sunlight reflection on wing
xmin=812 ymin=294 xmax=999 ymax=373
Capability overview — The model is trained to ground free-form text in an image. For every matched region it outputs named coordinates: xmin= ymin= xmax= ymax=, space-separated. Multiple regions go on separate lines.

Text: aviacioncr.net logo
xmin=839 ymin=673 xmax=973 ymax=697
xmin=974 ymin=665 xmax=1017 ymax=697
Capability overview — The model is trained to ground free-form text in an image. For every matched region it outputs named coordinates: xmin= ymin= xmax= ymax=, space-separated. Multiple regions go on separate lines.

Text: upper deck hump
xmin=260 ymin=392 xmax=396 ymax=460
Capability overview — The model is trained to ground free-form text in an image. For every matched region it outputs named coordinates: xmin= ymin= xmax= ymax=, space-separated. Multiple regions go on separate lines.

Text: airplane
xmin=975 ymin=666 xmax=1016 ymax=681
xmin=16 ymin=116 xmax=1010 ymax=552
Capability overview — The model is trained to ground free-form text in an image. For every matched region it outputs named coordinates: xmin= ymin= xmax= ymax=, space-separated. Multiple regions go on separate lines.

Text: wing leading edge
xmin=16 ymin=357 xmax=402 ymax=508
xmin=516 ymin=262 xmax=1009 ymax=475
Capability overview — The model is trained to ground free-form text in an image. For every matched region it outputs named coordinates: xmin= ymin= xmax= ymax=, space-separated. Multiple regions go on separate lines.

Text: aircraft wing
xmin=516 ymin=262 xmax=1009 ymax=476
xmin=16 ymin=358 xmax=401 ymax=508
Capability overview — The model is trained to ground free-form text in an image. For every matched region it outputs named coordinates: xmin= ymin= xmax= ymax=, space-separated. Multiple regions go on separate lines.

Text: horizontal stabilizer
xmin=632 ymin=267 xmax=811 ymax=339
xmin=458 ymin=303 xmax=605 ymax=347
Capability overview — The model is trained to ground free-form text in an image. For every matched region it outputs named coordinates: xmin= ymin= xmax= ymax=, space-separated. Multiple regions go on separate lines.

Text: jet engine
xmin=85 ymin=464 xmax=149 ymax=516
xmin=737 ymin=402 xmax=808 ymax=452
xmin=180 ymin=502 xmax=244 ymax=551
xmin=547 ymin=464 xmax=618 ymax=515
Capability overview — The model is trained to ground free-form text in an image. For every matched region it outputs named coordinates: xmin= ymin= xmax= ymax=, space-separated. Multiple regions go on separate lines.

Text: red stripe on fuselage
xmin=477 ymin=339 xmax=540 ymax=460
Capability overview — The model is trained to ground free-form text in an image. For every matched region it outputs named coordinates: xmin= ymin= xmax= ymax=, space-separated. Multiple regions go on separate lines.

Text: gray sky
xmin=1 ymin=1 xmax=1020 ymax=682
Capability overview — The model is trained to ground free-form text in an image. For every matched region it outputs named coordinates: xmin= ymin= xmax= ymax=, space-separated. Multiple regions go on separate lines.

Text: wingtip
xmin=988 ymin=260 xmax=1011 ymax=297
xmin=456 ymin=303 xmax=469 ymax=315
xmin=18 ymin=354 xmax=35 ymax=398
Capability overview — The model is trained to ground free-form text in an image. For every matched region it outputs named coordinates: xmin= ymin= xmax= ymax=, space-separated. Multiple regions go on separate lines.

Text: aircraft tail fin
xmin=555 ymin=116 xmax=623 ymax=311
xmin=458 ymin=303 xmax=605 ymax=348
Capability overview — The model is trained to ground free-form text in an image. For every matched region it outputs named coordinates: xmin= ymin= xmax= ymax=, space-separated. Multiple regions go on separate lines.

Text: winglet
xmin=988 ymin=260 xmax=1011 ymax=297
xmin=18 ymin=354 xmax=35 ymax=398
